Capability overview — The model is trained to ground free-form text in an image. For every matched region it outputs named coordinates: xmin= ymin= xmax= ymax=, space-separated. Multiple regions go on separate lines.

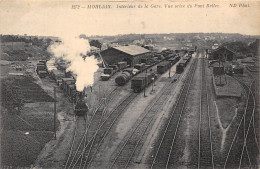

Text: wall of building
xmin=101 ymin=48 xmax=131 ymax=66
xmin=131 ymin=53 xmax=151 ymax=66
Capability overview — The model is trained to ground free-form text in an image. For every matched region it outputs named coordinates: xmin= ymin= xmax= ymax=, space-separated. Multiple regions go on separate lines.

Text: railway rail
xmin=198 ymin=58 xmax=214 ymax=168
xmin=237 ymin=78 xmax=259 ymax=169
xmin=64 ymin=87 xmax=119 ymax=169
xmin=223 ymin=77 xmax=258 ymax=169
xmin=64 ymin=116 xmax=87 ymax=169
xmin=109 ymin=67 xmax=185 ymax=169
xmin=150 ymin=58 xmax=198 ymax=169
xmin=66 ymin=92 xmax=138 ymax=169
xmin=81 ymin=92 xmax=138 ymax=169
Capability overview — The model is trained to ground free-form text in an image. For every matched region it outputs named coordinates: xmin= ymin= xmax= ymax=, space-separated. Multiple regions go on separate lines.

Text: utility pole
xmin=144 ymin=79 xmax=146 ymax=97
xmin=144 ymin=69 xmax=147 ymax=97
xmin=169 ymin=67 xmax=171 ymax=78
xmin=151 ymin=78 xmax=154 ymax=92
xmin=54 ymin=87 xmax=57 ymax=140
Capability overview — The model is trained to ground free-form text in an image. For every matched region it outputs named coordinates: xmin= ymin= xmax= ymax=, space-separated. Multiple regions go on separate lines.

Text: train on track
xmin=130 ymin=53 xmax=182 ymax=93
xmin=36 ymin=60 xmax=48 ymax=78
xmin=131 ymin=72 xmax=157 ymax=93
xmin=176 ymin=54 xmax=192 ymax=74
xmin=115 ymin=51 xmax=182 ymax=87
xmin=36 ymin=59 xmax=89 ymax=116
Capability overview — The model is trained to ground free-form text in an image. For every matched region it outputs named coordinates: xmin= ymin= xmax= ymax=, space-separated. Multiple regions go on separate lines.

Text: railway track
xmin=109 ymin=67 xmax=185 ymax=169
xmin=237 ymin=78 xmax=259 ymax=169
xmin=223 ymin=77 xmax=258 ymax=169
xmin=64 ymin=87 xmax=119 ymax=169
xmin=64 ymin=115 xmax=87 ymax=169
xmin=198 ymin=58 xmax=214 ymax=168
xmin=68 ymin=92 xmax=138 ymax=169
xmin=82 ymin=92 xmax=138 ymax=168
xmin=150 ymin=58 xmax=198 ymax=169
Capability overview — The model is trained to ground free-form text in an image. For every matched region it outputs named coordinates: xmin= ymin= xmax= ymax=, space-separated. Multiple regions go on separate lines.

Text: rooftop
xmin=113 ymin=45 xmax=150 ymax=56
xmin=212 ymin=46 xmax=236 ymax=54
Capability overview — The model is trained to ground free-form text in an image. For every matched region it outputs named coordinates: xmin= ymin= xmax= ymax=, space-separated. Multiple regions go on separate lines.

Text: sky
xmin=0 ymin=0 xmax=260 ymax=37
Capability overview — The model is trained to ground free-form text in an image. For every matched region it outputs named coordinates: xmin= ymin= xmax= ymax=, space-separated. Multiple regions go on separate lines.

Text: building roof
xmin=113 ymin=45 xmax=150 ymax=56
xmin=212 ymin=46 xmax=236 ymax=54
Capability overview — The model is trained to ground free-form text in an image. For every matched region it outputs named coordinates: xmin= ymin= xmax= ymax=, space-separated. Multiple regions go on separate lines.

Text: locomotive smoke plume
xmin=49 ymin=36 xmax=99 ymax=91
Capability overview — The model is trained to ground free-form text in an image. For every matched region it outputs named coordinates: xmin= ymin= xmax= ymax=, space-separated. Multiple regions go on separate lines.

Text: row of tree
xmin=1 ymin=35 xmax=52 ymax=48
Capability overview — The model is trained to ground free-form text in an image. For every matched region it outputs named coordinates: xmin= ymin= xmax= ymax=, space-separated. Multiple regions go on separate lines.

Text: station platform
xmin=213 ymin=75 xmax=242 ymax=98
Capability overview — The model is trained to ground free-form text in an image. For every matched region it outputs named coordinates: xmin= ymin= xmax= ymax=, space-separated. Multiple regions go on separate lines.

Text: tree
xmin=90 ymin=40 xmax=102 ymax=49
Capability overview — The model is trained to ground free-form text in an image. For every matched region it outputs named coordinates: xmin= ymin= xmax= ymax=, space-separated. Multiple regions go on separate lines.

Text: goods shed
xmin=208 ymin=46 xmax=236 ymax=61
xmin=100 ymin=45 xmax=151 ymax=67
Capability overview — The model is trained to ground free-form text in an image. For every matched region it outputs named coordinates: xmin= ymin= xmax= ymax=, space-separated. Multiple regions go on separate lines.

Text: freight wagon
xmin=167 ymin=56 xmax=180 ymax=65
xmin=61 ymin=78 xmax=75 ymax=90
xmin=109 ymin=65 xmax=119 ymax=72
xmin=49 ymin=70 xmax=65 ymax=82
xmin=183 ymin=55 xmax=192 ymax=62
xmin=131 ymin=73 xmax=157 ymax=93
xmin=165 ymin=53 xmax=175 ymax=59
xmin=157 ymin=61 xmax=172 ymax=74
xmin=134 ymin=63 xmax=146 ymax=72
xmin=100 ymin=68 xmax=116 ymax=81
xmin=67 ymin=84 xmax=76 ymax=96
xmin=64 ymin=80 xmax=76 ymax=94
xmin=176 ymin=58 xmax=191 ymax=74
xmin=141 ymin=58 xmax=157 ymax=65
xmin=117 ymin=62 xmax=128 ymax=70
xmin=36 ymin=62 xmax=48 ymax=78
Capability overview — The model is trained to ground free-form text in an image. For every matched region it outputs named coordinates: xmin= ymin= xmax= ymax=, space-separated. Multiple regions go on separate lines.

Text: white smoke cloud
xmin=49 ymin=35 xmax=99 ymax=91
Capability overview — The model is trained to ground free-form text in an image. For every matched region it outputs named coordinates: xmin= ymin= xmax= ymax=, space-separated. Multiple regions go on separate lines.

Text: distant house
xmin=205 ymin=36 xmax=216 ymax=41
xmin=143 ymin=45 xmax=154 ymax=51
xmin=208 ymin=46 xmax=236 ymax=61
xmin=90 ymin=46 xmax=100 ymax=54
xmin=212 ymin=43 xmax=219 ymax=50
xmin=100 ymin=45 xmax=151 ymax=67
xmin=193 ymin=35 xmax=201 ymax=40
xmin=186 ymin=43 xmax=193 ymax=47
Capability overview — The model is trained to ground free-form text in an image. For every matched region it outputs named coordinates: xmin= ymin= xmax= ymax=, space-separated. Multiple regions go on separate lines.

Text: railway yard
xmin=1 ymin=35 xmax=259 ymax=169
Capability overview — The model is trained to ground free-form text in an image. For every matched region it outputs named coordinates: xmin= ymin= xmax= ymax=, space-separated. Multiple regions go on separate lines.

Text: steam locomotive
xmin=73 ymin=92 xmax=89 ymax=116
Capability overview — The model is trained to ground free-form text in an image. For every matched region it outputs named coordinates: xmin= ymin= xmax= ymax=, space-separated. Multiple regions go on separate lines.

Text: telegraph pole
xmin=168 ymin=67 xmax=171 ymax=78
xmin=54 ymin=87 xmax=57 ymax=140
xmin=144 ymin=69 xmax=147 ymax=97
xmin=151 ymin=78 xmax=154 ymax=92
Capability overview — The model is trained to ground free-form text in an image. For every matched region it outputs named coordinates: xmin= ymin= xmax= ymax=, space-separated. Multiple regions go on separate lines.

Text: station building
xmin=100 ymin=45 xmax=151 ymax=67
xmin=208 ymin=46 xmax=236 ymax=61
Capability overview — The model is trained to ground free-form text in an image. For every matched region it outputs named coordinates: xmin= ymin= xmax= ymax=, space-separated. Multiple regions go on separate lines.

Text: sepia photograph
xmin=0 ymin=1 xmax=259 ymax=168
